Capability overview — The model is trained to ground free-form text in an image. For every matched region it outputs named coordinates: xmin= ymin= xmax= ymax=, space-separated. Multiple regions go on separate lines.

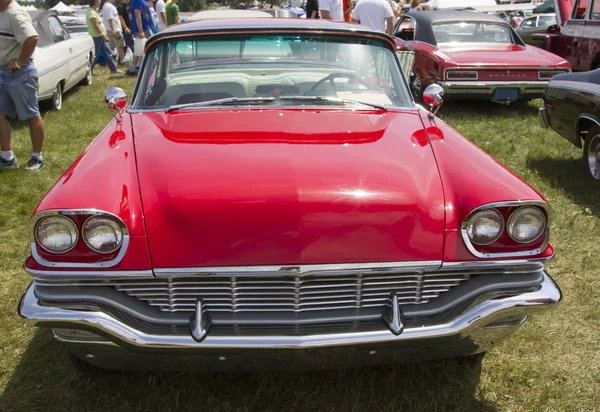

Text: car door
xmin=582 ymin=0 xmax=600 ymax=70
xmin=562 ymin=0 xmax=588 ymax=70
xmin=46 ymin=16 xmax=74 ymax=88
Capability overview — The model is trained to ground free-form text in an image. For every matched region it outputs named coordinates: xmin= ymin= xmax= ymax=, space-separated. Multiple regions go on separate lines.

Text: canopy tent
xmin=50 ymin=1 xmax=75 ymax=13
xmin=533 ymin=0 xmax=554 ymax=13
xmin=425 ymin=0 xmax=497 ymax=10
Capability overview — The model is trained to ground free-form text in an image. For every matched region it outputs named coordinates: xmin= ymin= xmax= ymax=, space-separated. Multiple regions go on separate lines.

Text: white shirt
xmin=155 ymin=0 xmax=166 ymax=31
xmin=101 ymin=2 xmax=121 ymax=33
xmin=352 ymin=0 xmax=394 ymax=33
xmin=319 ymin=0 xmax=344 ymax=21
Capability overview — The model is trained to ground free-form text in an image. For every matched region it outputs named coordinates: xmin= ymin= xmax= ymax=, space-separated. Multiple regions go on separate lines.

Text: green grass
xmin=0 ymin=67 xmax=599 ymax=411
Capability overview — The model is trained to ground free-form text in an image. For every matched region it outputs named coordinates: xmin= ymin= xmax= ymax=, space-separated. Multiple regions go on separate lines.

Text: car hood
xmin=131 ymin=109 xmax=445 ymax=268
xmin=438 ymin=43 xmax=556 ymax=67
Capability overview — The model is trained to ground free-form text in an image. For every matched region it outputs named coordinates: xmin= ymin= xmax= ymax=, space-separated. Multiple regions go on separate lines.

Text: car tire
xmin=410 ymin=72 xmax=423 ymax=103
xmin=82 ymin=54 xmax=93 ymax=86
xmin=70 ymin=353 xmax=115 ymax=376
xmin=51 ymin=82 xmax=63 ymax=111
xmin=583 ymin=126 xmax=600 ymax=182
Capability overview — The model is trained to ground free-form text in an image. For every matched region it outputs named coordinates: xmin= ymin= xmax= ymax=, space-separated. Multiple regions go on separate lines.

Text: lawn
xmin=0 ymin=66 xmax=598 ymax=412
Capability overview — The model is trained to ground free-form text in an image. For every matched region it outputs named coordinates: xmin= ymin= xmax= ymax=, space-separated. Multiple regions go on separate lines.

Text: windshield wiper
xmin=279 ymin=95 xmax=388 ymax=111
xmin=165 ymin=96 xmax=276 ymax=112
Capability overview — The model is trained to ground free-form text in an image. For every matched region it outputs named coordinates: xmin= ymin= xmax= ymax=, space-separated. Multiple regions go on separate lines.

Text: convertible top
xmin=403 ymin=11 xmax=516 ymax=46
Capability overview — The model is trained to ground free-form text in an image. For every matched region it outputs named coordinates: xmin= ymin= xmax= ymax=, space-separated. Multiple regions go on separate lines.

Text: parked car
xmin=259 ymin=8 xmax=299 ymax=18
xmin=19 ymin=18 xmax=561 ymax=374
xmin=29 ymin=10 xmax=94 ymax=110
xmin=516 ymin=13 xmax=556 ymax=47
xmin=535 ymin=0 xmax=600 ymax=71
xmin=539 ymin=69 xmax=600 ymax=181
xmin=394 ymin=11 xmax=571 ymax=103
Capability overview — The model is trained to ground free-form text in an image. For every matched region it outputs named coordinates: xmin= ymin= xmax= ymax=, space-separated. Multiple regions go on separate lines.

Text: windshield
xmin=133 ymin=34 xmax=412 ymax=110
xmin=433 ymin=22 xmax=514 ymax=45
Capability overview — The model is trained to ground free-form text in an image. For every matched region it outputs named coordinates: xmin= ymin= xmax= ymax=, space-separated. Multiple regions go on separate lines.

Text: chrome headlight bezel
xmin=465 ymin=208 xmax=505 ymax=246
xmin=34 ymin=215 xmax=79 ymax=254
xmin=506 ymin=206 xmax=547 ymax=244
xmin=81 ymin=215 xmax=125 ymax=254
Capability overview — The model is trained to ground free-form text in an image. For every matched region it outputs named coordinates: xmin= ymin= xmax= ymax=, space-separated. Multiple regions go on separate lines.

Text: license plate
xmin=493 ymin=88 xmax=519 ymax=101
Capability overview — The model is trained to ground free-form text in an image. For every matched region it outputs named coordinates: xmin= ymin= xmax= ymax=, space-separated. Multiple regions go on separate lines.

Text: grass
xmin=0 ymin=66 xmax=599 ymax=411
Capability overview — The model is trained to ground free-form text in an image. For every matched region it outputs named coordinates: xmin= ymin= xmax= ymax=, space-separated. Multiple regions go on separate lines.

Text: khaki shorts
xmin=107 ymin=31 xmax=125 ymax=50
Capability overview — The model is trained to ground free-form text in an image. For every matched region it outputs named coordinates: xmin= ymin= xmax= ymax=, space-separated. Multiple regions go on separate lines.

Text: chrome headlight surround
xmin=29 ymin=209 xmax=130 ymax=268
xmin=460 ymin=201 xmax=551 ymax=259
xmin=34 ymin=215 xmax=79 ymax=254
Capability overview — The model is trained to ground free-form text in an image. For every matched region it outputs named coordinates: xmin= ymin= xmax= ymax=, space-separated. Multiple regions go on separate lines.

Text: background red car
xmin=394 ymin=11 xmax=571 ymax=103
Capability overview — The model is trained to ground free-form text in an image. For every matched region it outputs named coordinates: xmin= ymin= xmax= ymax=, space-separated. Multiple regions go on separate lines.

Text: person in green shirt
xmin=165 ymin=0 xmax=179 ymax=26
xmin=86 ymin=0 xmax=119 ymax=74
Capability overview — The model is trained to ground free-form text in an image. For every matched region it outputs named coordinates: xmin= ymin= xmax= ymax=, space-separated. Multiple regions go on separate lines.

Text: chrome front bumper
xmin=438 ymin=81 xmax=548 ymax=101
xmin=19 ymin=271 xmax=561 ymax=371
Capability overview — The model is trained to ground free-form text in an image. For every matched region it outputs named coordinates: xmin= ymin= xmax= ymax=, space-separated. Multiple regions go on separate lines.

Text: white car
xmin=29 ymin=10 xmax=94 ymax=110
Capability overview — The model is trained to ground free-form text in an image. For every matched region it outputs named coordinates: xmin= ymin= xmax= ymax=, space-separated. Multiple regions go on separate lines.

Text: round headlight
xmin=466 ymin=209 xmax=504 ymax=245
xmin=35 ymin=216 xmax=79 ymax=253
xmin=82 ymin=216 xmax=124 ymax=254
xmin=507 ymin=207 xmax=546 ymax=243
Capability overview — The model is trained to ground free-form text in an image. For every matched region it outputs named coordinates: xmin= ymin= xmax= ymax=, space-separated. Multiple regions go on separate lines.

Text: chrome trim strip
xmin=153 ymin=261 xmax=443 ymax=277
xmin=460 ymin=200 xmax=551 ymax=259
xmin=24 ymin=264 xmax=153 ymax=278
xmin=440 ymin=80 xmax=548 ymax=87
xmin=29 ymin=209 xmax=130 ymax=268
xmin=19 ymin=272 xmax=561 ymax=349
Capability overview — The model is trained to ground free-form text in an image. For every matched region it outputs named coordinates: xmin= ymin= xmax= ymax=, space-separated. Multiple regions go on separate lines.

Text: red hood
xmin=439 ymin=43 xmax=558 ymax=67
xmin=131 ymin=109 xmax=445 ymax=268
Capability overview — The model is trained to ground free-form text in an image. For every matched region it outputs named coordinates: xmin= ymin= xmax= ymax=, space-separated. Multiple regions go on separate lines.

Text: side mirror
xmin=105 ymin=87 xmax=127 ymax=122
xmin=423 ymin=84 xmax=444 ymax=118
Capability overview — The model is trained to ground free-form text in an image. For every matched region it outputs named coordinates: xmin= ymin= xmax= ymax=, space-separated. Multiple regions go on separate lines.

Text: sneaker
xmin=24 ymin=157 xmax=44 ymax=171
xmin=0 ymin=156 xmax=19 ymax=170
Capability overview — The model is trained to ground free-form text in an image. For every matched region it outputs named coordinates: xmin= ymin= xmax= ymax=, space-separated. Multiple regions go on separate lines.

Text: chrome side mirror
xmin=423 ymin=84 xmax=444 ymax=118
xmin=105 ymin=87 xmax=127 ymax=122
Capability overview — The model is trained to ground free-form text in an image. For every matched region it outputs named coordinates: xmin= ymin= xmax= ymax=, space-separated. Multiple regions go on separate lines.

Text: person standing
xmin=343 ymin=0 xmax=353 ymax=22
xmin=319 ymin=0 xmax=343 ymax=20
xmin=155 ymin=0 xmax=166 ymax=31
xmin=146 ymin=0 xmax=159 ymax=34
xmin=408 ymin=0 xmax=422 ymax=12
xmin=352 ymin=0 xmax=394 ymax=34
xmin=118 ymin=0 xmax=134 ymax=58
xmin=165 ymin=0 xmax=179 ymax=26
xmin=0 ymin=0 xmax=45 ymax=170
xmin=127 ymin=0 xmax=153 ymax=76
xmin=306 ymin=0 xmax=320 ymax=18
xmin=102 ymin=0 xmax=125 ymax=65
xmin=86 ymin=0 xmax=119 ymax=75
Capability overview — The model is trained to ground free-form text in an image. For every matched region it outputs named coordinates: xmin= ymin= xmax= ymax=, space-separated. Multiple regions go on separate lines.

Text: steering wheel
xmin=304 ymin=73 xmax=371 ymax=95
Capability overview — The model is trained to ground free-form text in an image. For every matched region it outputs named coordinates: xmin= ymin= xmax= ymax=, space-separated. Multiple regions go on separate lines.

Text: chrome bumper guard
xmin=439 ymin=81 xmax=548 ymax=100
xmin=19 ymin=271 xmax=561 ymax=350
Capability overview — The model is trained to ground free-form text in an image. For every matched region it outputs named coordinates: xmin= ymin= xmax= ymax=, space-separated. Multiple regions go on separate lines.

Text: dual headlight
xmin=465 ymin=206 xmax=546 ymax=246
xmin=35 ymin=215 xmax=124 ymax=254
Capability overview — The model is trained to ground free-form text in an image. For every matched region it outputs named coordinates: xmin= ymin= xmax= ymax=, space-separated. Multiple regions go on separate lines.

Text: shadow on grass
xmin=527 ymin=156 xmax=600 ymax=217
xmin=0 ymin=330 xmax=497 ymax=412
xmin=439 ymin=99 xmax=540 ymax=119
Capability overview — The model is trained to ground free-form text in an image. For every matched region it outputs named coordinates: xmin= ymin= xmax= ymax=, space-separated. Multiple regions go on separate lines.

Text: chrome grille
xmin=36 ymin=271 xmax=470 ymax=313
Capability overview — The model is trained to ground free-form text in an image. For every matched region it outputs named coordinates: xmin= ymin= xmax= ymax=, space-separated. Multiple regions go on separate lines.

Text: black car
xmin=539 ymin=70 xmax=600 ymax=182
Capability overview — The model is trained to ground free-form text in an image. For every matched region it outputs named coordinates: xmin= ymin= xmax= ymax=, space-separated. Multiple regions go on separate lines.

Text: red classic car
xmin=19 ymin=19 xmax=561 ymax=373
xmin=535 ymin=0 xmax=600 ymax=72
xmin=394 ymin=11 xmax=572 ymax=103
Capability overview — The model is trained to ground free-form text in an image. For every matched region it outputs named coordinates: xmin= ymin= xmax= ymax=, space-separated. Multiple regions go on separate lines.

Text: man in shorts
xmin=0 ymin=0 xmax=45 ymax=170
xmin=127 ymin=0 xmax=153 ymax=76
xmin=102 ymin=0 xmax=125 ymax=65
